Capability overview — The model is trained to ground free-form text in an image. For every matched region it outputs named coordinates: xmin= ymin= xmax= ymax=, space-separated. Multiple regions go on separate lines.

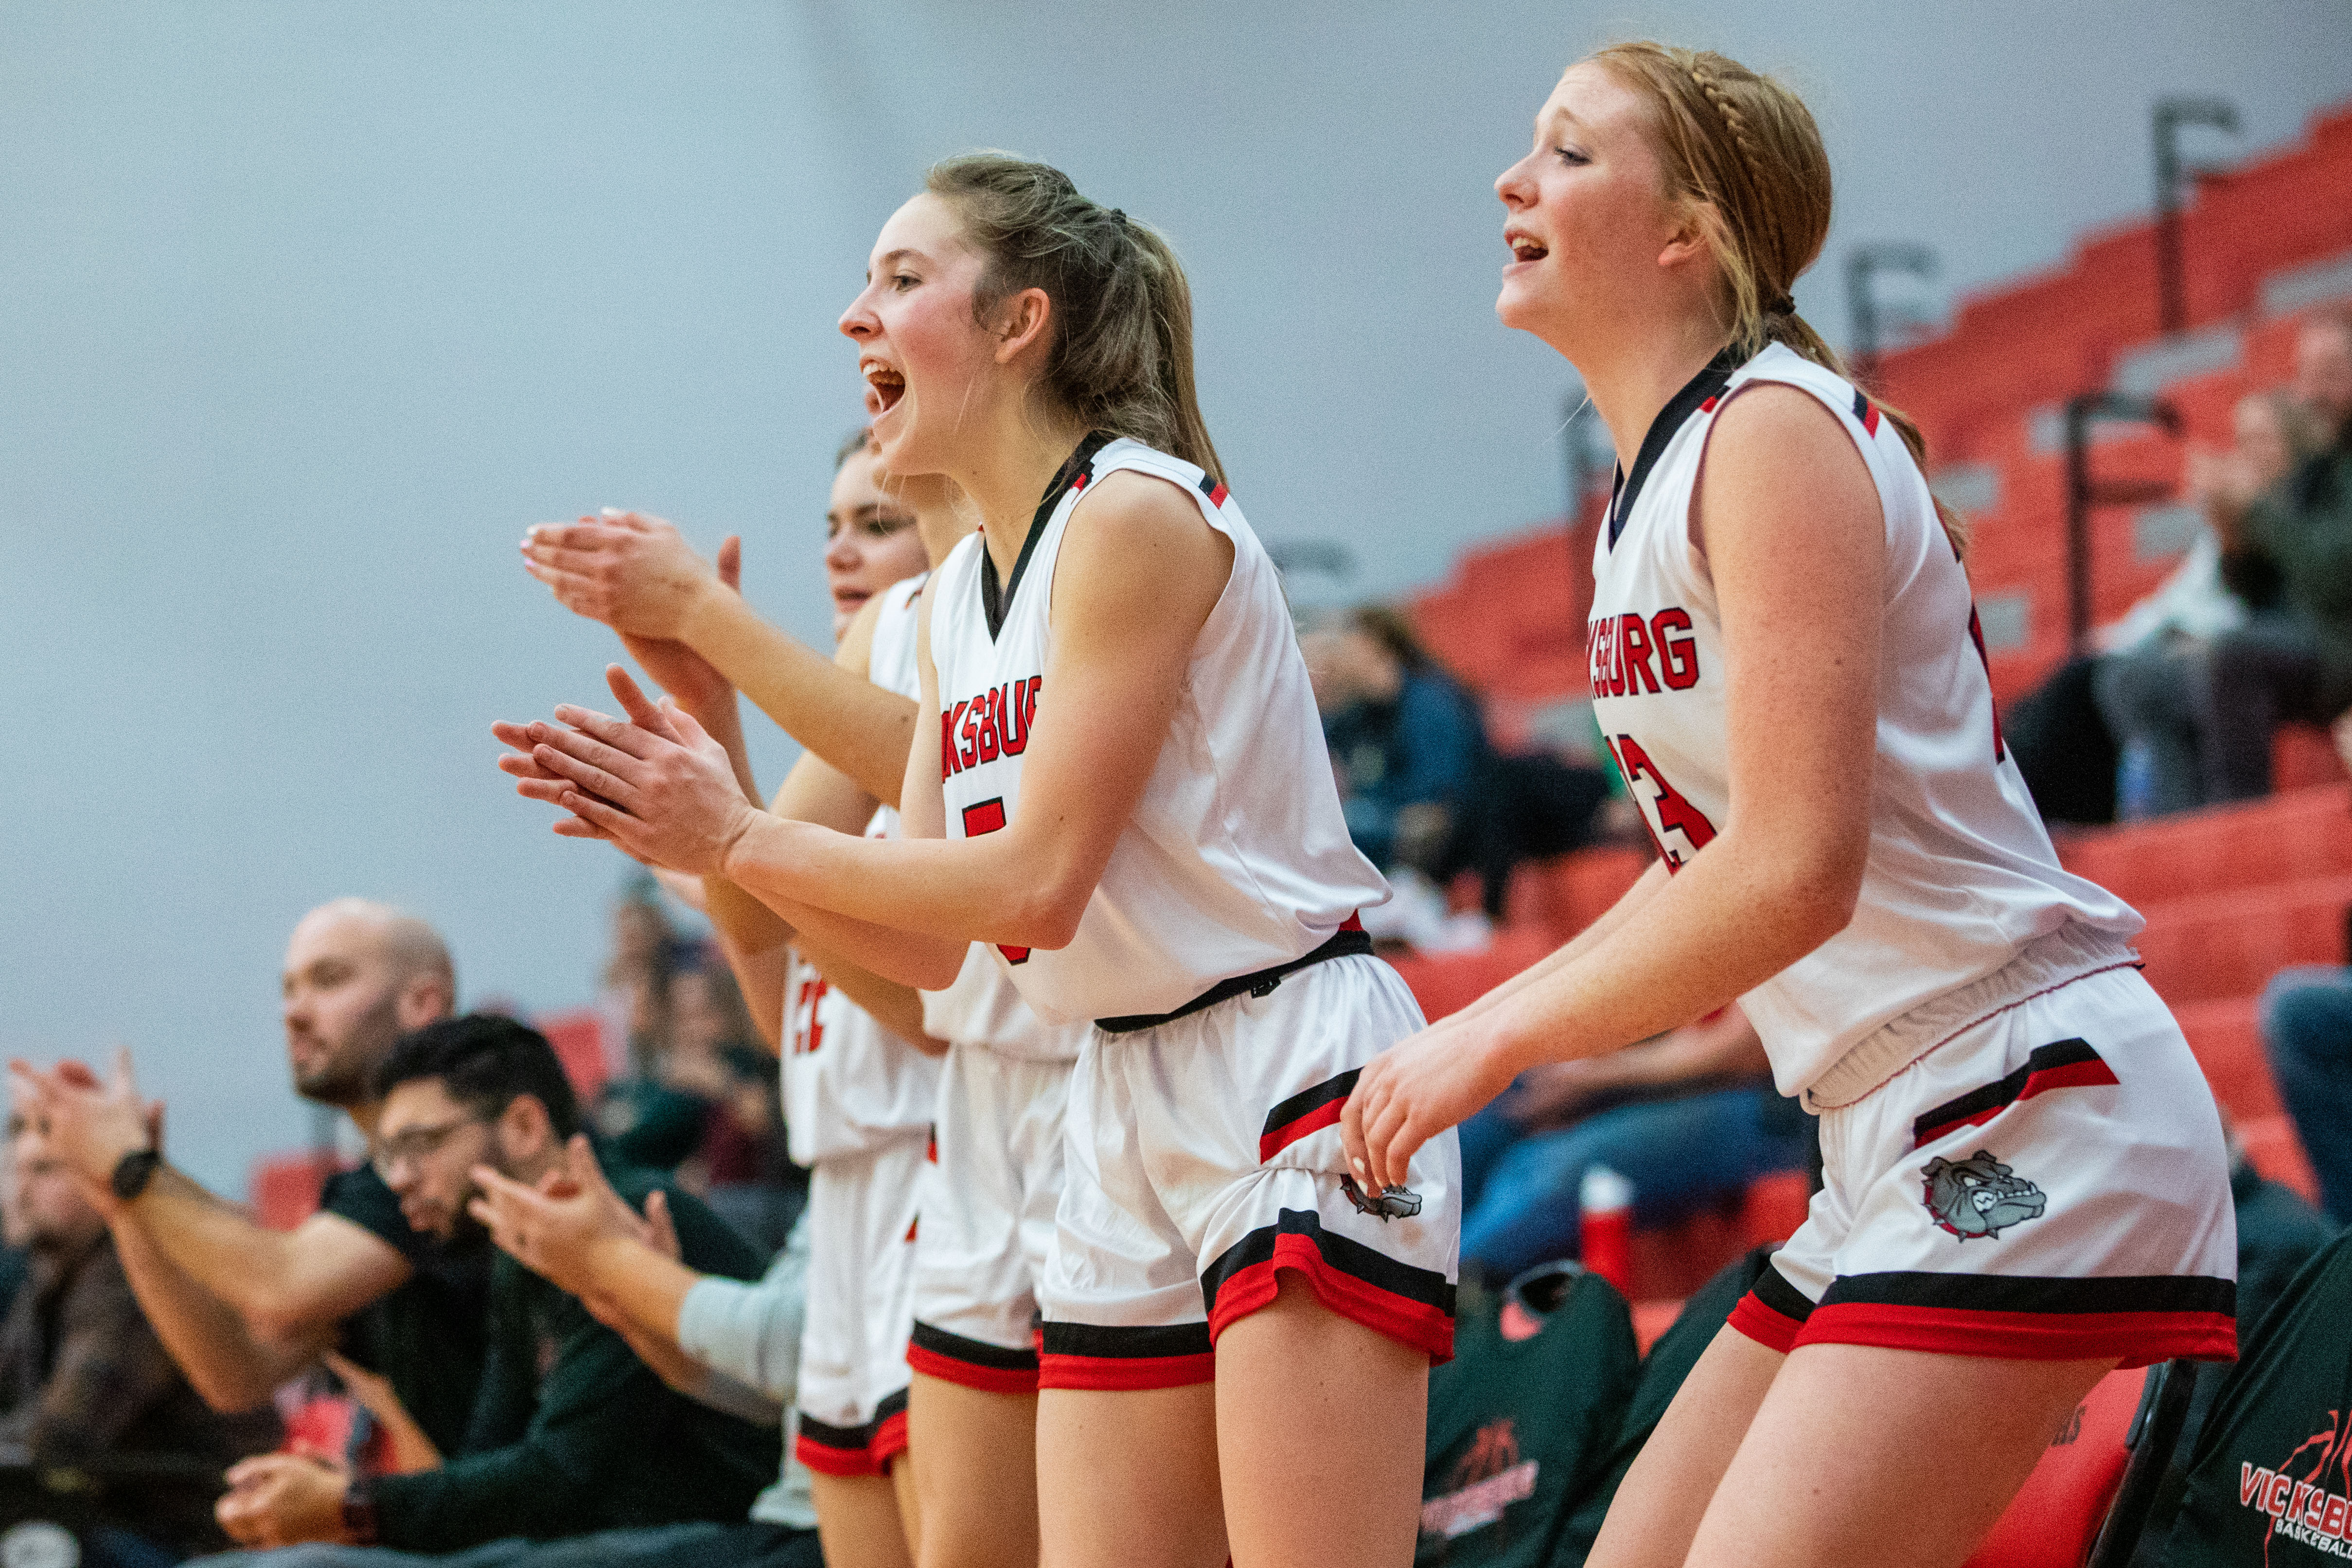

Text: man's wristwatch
xmin=341 ymin=1479 xmax=381 ymax=1546
xmin=109 ymin=1147 xmax=163 ymax=1202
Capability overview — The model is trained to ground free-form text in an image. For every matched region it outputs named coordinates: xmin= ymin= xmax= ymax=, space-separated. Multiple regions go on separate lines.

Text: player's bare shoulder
xmin=1055 ymin=467 xmax=1233 ymax=623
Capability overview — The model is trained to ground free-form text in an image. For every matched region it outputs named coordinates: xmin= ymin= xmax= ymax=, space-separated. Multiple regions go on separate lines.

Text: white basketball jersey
xmin=928 ymin=434 xmax=1386 ymax=1025
xmin=1588 ymin=343 xmax=2141 ymax=1098
xmin=779 ymin=574 xmax=941 ymax=1163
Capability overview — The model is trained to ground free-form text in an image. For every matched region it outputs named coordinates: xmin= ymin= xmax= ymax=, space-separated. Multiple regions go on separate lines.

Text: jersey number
xmin=1606 ymin=735 xmax=1718 ymax=869
xmin=959 ymin=799 xmax=1030 ymax=965
xmin=788 ymin=973 xmax=828 ymax=1057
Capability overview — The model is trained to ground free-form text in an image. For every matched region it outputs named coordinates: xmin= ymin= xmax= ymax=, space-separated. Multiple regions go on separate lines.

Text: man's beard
xmin=290 ymin=991 xmax=405 ymax=1107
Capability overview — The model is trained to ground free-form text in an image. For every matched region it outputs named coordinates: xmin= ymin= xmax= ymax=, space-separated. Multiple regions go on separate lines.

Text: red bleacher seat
xmin=1963 ymin=1363 xmax=2183 ymax=1568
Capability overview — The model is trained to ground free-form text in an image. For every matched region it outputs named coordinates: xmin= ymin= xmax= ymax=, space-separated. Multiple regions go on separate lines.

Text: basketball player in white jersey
xmin=495 ymin=156 xmax=1458 ymax=1568
xmin=521 ymin=436 xmax=942 ymax=1568
xmin=1341 ymin=43 xmax=2237 ymax=1568
xmin=523 ymin=436 xmax=1082 ymax=1568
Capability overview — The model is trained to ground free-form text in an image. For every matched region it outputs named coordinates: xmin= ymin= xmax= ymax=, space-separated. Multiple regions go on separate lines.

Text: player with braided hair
xmin=1343 ymin=40 xmax=2235 ymax=1568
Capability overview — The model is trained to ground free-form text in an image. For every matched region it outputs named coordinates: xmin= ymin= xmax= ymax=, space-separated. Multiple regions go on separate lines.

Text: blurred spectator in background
xmin=1451 ymin=1007 xmax=1809 ymax=1284
xmin=208 ymin=1016 xmax=776 ymax=1558
xmin=598 ymin=878 xmax=684 ymax=1084
xmin=2259 ymin=718 xmax=2352 ymax=1227
xmin=667 ymin=959 xmax=801 ymax=1253
xmin=0 ymin=1109 xmax=280 ymax=1564
xmin=2198 ymin=310 xmax=2352 ymax=801
xmin=2092 ymin=388 xmax=2321 ymax=816
xmin=2008 ymin=322 xmax=2345 ymax=824
xmin=1308 ymin=606 xmax=1611 ymax=929
xmin=8 ymin=901 xmax=489 ymax=1464
xmin=1310 ymin=607 xmax=1487 ymax=875
xmin=464 ymin=1137 xmax=826 ymax=1568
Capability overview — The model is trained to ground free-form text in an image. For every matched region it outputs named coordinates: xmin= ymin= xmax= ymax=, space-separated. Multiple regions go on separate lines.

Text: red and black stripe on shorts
xmin=1733 ymin=1265 xmax=2236 ymax=1367
xmin=907 ymin=1320 xmax=1041 ymax=1396
xmin=1038 ymin=1321 xmax=1216 ymax=1392
xmin=1202 ymin=1207 xmax=1455 ymax=1363
xmin=795 ymin=1388 xmax=910 ymax=1477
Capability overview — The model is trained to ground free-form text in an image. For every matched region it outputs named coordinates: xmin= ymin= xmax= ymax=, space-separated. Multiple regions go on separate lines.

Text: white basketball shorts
xmin=906 ymin=1041 xmax=1073 ymax=1395
xmin=1731 ymin=934 xmax=2238 ymax=1367
xmin=1037 ymin=951 xmax=1460 ymax=1391
xmin=795 ymin=1132 xmax=926 ymax=1475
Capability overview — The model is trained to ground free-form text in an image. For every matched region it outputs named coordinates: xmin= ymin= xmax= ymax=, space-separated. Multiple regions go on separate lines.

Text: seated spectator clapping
xmin=0 ymin=1106 xmax=281 ymax=1563
xmin=205 ymin=1016 xmax=778 ymax=1561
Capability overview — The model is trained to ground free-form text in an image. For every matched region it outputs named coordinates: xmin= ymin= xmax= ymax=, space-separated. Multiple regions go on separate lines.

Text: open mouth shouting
xmin=862 ymin=357 xmax=906 ymax=418
xmin=1504 ymin=228 xmax=1550 ymax=269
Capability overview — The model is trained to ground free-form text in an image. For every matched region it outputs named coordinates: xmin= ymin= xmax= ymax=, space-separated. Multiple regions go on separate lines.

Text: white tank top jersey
xmin=927 ymin=434 xmax=1388 ymax=1026
xmin=779 ymin=574 xmax=941 ymax=1163
xmin=868 ymin=571 xmax=1087 ymax=1061
xmin=1587 ymin=342 xmax=2142 ymax=1100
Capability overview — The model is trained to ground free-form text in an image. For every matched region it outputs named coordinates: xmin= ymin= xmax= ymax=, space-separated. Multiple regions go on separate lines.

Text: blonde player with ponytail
xmin=1345 ymin=42 xmax=2236 ymax=1568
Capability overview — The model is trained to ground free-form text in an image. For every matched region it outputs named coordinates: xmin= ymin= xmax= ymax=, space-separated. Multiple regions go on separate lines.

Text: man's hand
xmin=493 ymin=666 xmax=762 ymax=875
xmin=216 ymin=1452 xmax=353 ymax=1547
xmin=468 ymin=1133 xmax=652 ymax=1299
xmin=322 ymin=1350 xmax=442 ymax=1475
xmin=1342 ymin=1007 xmax=1526 ymax=1194
xmin=522 ymin=509 xmax=724 ymax=642
xmin=8 ymin=1049 xmax=158 ymax=1213
xmin=619 ymin=535 xmax=746 ymax=716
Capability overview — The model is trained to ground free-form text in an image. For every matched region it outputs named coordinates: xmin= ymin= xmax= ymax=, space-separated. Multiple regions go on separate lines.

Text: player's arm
xmin=523 ymin=512 xmax=918 ymax=805
xmin=499 ymin=472 xmax=1232 ymax=989
xmin=1347 ymin=384 xmax=1884 ymax=1187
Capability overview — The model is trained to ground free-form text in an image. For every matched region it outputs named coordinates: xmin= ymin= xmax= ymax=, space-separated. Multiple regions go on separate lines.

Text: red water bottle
xmin=1578 ymin=1165 xmax=1634 ymax=1297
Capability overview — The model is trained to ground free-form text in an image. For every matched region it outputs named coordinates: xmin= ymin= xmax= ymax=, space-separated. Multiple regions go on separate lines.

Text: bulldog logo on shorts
xmin=1921 ymin=1150 xmax=2047 ymax=1240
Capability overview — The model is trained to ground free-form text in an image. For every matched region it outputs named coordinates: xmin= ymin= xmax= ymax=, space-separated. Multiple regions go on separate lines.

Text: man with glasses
xmin=209 ymin=1013 xmax=778 ymax=1557
xmin=11 ymin=899 xmax=494 ymax=1461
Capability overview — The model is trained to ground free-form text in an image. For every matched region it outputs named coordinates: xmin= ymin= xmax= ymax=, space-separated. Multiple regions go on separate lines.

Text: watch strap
xmin=109 ymin=1147 xmax=162 ymax=1202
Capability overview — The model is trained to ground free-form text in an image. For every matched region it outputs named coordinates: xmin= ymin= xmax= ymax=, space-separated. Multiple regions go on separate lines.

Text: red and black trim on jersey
xmin=907 ymin=1319 xmax=1041 ymax=1396
xmin=1197 ymin=472 xmax=1230 ymax=509
xmin=795 ymin=1387 xmax=911 ymax=1476
xmin=1259 ymin=1069 xmax=1359 ymax=1161
xmin=1795 ymin=1271 xmax=2238 ymax=1367
xmin=1608 ymin=348 xmax=1743 ymax=548
xmin=1851 ymin=387 xmax=1884 ymax=436
xmin=1911 ymin=1039 xmax=2119 ymax=1146
xmin=1037 ymin=1321 xmax=1216 ymax=1391
xmin=981 ymin=430 xmax=1116 ymax=640
xmin=1200 ymin=1207 xmax=1456 ymax=1363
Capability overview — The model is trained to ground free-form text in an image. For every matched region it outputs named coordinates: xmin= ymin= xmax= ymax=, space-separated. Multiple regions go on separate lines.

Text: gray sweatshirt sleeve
xmin=674 ymin=1210 xmax=809 ymax=1402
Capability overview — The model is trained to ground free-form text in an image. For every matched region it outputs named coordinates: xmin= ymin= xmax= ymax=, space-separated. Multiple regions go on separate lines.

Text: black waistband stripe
xmin=1095 ymin=928 xmax=1372 ymax=1034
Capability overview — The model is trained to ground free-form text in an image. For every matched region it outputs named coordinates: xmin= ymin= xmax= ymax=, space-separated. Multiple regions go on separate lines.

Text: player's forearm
xmin=108 ymin=1219 xmax=317 ymax=1410
xmin=702 ymin=878 xmax=795 ymax=1052
xmin=796 ymin=936 xmax=949 ymax=1054
xmin=725 ymin=812 xmax=1086 ymax=956
xmin=680 ymin=590 xmax=918 ymax=806
xmin=1486 ymin=830 xmax=1844 ymax=1076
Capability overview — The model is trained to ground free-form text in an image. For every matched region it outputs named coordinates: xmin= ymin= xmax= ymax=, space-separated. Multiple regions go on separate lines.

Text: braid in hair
xmin=1592 ymin=40 xmax=1969 ymax=556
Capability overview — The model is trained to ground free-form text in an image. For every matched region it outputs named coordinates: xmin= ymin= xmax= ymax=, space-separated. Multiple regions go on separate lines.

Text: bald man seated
xmin=11 ymin=900 xmax=490 ymax=1456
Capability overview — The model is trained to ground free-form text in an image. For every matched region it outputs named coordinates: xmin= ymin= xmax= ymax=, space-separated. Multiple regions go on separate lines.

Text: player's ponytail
xmin=926 ymin=153 xmax=1226 ymax=486
xmin=1592 ymin=42 xmax=1968 ymax=557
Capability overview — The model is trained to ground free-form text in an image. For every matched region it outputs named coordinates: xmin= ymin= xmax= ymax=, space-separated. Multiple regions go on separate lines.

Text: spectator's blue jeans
xmin=1457 ymin=1086 xmax=1809 ymax=1281
xmin=2261 ymin=965 xmax=2352 ymax=1226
